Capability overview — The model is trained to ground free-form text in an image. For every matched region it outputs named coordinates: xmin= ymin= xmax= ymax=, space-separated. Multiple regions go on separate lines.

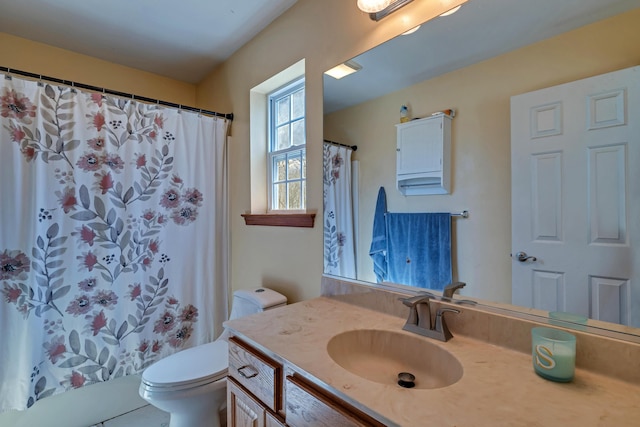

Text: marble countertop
xmin=225 ymin=297 xmax=640 ymax=426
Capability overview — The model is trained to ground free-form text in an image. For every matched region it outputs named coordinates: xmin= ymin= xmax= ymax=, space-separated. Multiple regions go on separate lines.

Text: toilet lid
xmin=141 ymin=340 xmax=228 ymax=389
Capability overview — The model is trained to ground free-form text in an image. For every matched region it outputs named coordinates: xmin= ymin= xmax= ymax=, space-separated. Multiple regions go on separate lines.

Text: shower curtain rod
xmin=0 ymin=66 xmax=234 ymax=121
xmin=324 ymin=139 xmax=357 ymax=151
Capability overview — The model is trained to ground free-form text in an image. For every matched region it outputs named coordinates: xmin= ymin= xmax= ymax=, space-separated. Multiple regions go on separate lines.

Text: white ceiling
xmin=324 ymin=0 xmax=640 ymax=113
xmin=0 ymin=0 xmax=298 ymax=83
xmin=1 ymin=0 xmax=638 ymax=93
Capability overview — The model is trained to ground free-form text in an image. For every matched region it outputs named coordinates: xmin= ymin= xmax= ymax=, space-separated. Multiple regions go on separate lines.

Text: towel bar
xmin=383 ymin=210 xmax=469 ymax=218
xmin=452 ymin=211 xmax=469 ymax=218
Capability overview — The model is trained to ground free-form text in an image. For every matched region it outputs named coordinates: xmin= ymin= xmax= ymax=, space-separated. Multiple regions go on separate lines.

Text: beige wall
xmin=0 ymin=32 xmax=196 ymax=104
xmin=196 ymin=0 xmax=472 ymax=303
xmin=324 ymin=9 xmax=640 ymax=302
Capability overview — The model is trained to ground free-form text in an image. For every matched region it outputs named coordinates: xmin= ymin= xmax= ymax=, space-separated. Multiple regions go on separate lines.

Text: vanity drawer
xmin=228 ymin=336 xmax=282 ymax=413
xmin=285 ymin=375 xmax=385 ymax=427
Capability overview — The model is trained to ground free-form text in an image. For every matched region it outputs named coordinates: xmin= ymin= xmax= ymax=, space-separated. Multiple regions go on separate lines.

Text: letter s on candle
xmin=535 ymin=345 xmax=556 ymax=370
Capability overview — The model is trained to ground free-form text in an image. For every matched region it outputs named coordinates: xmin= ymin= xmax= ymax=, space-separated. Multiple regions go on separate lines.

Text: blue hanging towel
xmin=385 ymin=212 xmax=452 ymax=290
xmin=369 ymin=187 xmax=387 ymax=282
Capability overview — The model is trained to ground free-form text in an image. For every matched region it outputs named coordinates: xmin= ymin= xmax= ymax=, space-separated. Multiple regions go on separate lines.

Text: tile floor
xmin=89 ymin=404 xmax=227 ymax=427
xmin=90 ymin=405 xmax=170 ymax=427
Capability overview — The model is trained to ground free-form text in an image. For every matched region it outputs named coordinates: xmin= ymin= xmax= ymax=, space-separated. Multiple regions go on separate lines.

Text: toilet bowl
xmin=139 ymin=341 xmax=228 ymax=427
xmin=139 ymin=288 xmax=287 ymax=427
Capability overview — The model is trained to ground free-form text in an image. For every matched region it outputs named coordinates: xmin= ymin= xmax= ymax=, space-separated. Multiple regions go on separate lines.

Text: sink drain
xmin=397 ymin=372 xmax=415 ymax=388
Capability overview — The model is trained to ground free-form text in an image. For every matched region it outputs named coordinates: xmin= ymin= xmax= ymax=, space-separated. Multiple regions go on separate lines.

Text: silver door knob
xmin=513 ymin=251 xmax=537 ymax=262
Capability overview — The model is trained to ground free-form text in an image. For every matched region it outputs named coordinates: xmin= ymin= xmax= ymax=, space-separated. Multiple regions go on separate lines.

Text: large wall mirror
xmin=322 ymin=0 xmax=640 ymax=339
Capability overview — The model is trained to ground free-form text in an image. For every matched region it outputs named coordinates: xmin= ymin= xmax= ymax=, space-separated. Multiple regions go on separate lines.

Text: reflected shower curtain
xmin=323 ymin=143 xmax=356 ymax=278
xmin=0 ymin=74 xmax=229 ymax=411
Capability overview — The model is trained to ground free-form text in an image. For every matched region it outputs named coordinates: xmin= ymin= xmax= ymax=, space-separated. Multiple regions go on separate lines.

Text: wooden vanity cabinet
xmin=227 ymin=378 xmax=285 ymax=427
xmin=227 ymin=336 xmax=384 ymax=427
xmin=227 ymin=337 xmax=285 ymax=427
xmin=285 ymin=375 xmax=385 ymax=427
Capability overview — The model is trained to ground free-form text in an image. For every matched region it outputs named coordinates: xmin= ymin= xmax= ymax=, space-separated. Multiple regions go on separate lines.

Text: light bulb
xmin=357 ymin=0 xmax=394 ymax=13
xmin=440 ymin=5 xmax=462 ymax=17
xmin=402 ymin=25 xmax=421 ymax=35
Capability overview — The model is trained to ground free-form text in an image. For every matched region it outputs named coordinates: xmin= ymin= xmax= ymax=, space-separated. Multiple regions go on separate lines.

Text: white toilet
xmin=139 ymin=287 xmax=287 ymax=427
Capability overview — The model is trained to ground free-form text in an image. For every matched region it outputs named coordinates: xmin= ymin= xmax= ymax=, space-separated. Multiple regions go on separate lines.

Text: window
xmin=268 ymin=79 xmax=305 ymax=211
xmin=244 ymin=60 xmax=314 ymax=227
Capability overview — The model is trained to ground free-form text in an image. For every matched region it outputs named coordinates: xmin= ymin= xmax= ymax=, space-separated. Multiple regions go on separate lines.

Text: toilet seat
xmin=140 ymin=340 xmax=228 ymax=392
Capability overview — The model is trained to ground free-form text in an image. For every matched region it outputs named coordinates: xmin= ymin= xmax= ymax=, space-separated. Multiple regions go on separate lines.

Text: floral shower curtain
xmin=0 ymin=73 xmax=229 ymax=412
xmin=323 ymin=143 xmax=356 ymax=278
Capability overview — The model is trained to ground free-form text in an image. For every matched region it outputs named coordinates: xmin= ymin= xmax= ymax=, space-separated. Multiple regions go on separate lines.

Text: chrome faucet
xmin=400 ymin=293 xmax=460 ymax=342
xmin=400 ymin=293 xmax=435 ymax=330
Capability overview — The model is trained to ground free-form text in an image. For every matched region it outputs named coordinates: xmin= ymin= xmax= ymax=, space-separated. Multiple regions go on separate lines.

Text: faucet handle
xmin=400 ymin=293 xmax=434 ymax=330
xmin=399 ymin=292 xmax=435 ymax=307
xmin=434 ymin=307 xmax=460 ymax=341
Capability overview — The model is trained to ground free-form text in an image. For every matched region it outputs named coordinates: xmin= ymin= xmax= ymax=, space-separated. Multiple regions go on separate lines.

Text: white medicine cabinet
xmin=396 ymin=114 xmax=451 ymax=195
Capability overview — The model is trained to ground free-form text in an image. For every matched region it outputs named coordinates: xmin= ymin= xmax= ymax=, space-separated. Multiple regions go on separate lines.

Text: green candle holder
xmin=531 ymin=327 xmax=576 ymax=382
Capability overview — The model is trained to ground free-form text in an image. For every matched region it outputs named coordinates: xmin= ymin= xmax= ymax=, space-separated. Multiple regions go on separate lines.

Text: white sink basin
xmin=327 ymin=329 xmax=463 ymax=389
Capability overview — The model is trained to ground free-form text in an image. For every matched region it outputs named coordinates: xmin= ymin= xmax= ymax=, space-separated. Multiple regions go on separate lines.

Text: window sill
xmin=241 ymin=212 xmax=316 ymax=228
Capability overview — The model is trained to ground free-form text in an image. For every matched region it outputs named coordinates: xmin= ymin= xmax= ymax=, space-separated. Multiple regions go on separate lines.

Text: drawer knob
xmin=238 ymin=365 xmax=259 ymax=379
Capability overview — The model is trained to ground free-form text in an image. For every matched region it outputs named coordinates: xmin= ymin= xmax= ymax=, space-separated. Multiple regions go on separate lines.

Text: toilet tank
xmin=229 ymin=287 xmax=287 ymax=320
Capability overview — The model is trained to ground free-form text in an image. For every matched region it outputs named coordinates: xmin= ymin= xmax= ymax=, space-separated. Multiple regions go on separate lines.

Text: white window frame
xmin=267 ymin=78 xmax=306 ymax=212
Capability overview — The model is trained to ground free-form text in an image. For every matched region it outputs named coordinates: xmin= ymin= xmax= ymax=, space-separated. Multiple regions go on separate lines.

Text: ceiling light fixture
xmin=402 ymin=25 xmax=421 ymax=35
xmin=324 ymin=60 xmax=363 ymax=80
xmin=356 ymin=0 xmax=394 ymax=13
xmin=359 ymin=0 xmax=414 ymax=21
xmin=440 ymin=5 xmax=462 ymax=16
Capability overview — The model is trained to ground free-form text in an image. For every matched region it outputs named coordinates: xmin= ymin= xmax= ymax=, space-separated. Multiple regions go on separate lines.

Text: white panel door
xmin=511 ymin=66 xmax=640 ymax=327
